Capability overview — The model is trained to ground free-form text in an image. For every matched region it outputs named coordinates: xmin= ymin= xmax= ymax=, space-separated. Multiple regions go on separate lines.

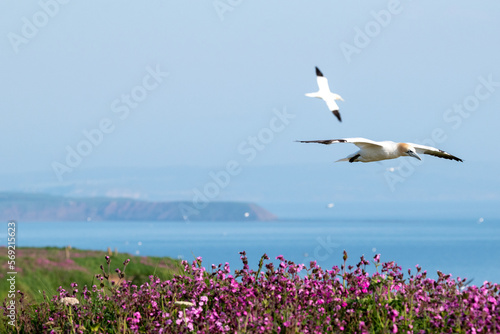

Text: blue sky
xmin=1 ymin=1 xmax=499 ymax=217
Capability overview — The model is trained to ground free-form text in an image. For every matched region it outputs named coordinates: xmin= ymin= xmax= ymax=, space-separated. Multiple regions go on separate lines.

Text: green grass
xmin=0 ymin=246 xmax=181 ymax=303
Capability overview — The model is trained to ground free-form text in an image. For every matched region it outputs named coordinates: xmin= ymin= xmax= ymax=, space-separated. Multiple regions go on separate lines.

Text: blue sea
xmin=5 ymin=218 xmax=500 ymax=285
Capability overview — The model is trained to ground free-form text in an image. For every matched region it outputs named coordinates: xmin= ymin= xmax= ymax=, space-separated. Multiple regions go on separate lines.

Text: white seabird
xmin=305 ymin=67 xmax=344 ymax=122
xmin=297 ymin=137 xmax=463 ymax=163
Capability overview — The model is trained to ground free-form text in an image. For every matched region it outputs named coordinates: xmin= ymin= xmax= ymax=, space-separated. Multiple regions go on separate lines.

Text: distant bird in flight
xmin=305 ymin=67 xmax=344 ymax=122
xmin=297 ymin=137 xmax=463 ymax=163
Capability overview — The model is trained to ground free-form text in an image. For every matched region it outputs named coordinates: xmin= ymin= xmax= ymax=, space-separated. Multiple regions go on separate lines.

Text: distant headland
xmin=0 ymin=192 xmax=277 ymax=222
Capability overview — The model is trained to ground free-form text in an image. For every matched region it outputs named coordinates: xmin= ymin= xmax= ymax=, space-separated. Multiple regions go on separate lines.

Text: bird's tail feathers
xmin=337 ymin=153 xmax=360 ymax=163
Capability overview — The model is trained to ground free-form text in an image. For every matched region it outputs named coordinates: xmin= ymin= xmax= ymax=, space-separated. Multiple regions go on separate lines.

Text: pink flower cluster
xmin=3 ymin=252 xmax=500 ymax=333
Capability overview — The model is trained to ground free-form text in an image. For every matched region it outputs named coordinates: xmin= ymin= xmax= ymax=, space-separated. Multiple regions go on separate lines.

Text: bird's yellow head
xmin=398 ymin=143 xmax=421 ymax=160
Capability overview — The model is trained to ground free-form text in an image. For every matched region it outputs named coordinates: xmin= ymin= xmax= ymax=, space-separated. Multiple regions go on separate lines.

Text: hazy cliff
xmin=0 ymin=193 xmax=277 ymax=222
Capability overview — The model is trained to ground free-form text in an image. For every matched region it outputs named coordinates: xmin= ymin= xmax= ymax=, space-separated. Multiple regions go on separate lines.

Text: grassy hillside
xmin=0 ymin=247 xmax=181 ymax=303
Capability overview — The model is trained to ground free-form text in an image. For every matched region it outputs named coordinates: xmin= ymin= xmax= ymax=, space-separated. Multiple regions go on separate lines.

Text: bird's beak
xmin=407 ymin=151 xmax=421 ymax=160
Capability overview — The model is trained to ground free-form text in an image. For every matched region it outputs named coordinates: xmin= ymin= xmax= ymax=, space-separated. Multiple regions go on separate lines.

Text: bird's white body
xmin=305 ymin=67 xmax=344 ymax=122
xmin=297 ymin=137 xmax=462 ymax=163
xmin=338 ymin=140 xmax=399 ymax=162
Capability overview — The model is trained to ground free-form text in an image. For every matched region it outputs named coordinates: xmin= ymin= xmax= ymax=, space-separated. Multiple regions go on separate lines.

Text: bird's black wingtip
xmin=438 ymin=149 xmax=463 ymax=162
xmin=315 ymin=67 xmax=323 ymax=77
xmin=332 ymin=110 xmax=342 ymax=122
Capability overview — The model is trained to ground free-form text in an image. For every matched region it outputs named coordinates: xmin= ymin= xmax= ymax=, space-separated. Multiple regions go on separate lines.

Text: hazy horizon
xmin=1 ymin=1 xmax=499 ymax=220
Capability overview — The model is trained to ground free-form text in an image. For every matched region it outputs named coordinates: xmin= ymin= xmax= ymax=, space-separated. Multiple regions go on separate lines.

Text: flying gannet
xmin=305 ymin=67 xmax=344 ymax=122
xmin=297 ymin=137 xmax=463 ymax=163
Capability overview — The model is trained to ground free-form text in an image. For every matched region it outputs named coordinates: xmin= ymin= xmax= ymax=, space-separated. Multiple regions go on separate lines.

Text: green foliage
xmin=0 ymin=247 xmax=180 ymax=303
xmin=2 ymin=251 xmax=499 ymax=333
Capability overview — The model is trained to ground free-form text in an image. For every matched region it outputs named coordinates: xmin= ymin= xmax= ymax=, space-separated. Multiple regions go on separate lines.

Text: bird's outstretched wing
xmin=410 ymin=143 xmax=463 ymax=162
xmin=331 ymin=109 xmax=342 ymax=122
xmin=315 ymin=67 xmax=323 ymax=77
xmin=296 ymin=139 xmax=342 ymax=145
xmin=323 ymin=100 xmax=341 ymax=122
xmin=296 ymin=137 xmax=382 ymax=149
xmin=315 ymin=67 xmax=331 ymax=93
